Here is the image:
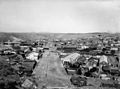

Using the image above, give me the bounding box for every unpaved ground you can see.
[33,49,71,88]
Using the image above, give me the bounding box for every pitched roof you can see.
[107,56,118,65]
[99,55,108,63]
[62,53,80,63]
[0,44,13,51]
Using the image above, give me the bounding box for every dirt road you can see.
[33,49,71,88]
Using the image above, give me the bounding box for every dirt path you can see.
[33,50,71,88]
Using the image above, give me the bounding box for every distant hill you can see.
[0,33,51,42]
[0,32,119,42]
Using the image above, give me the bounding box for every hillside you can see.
[0,32,119,42]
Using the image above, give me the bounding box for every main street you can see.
[33,42,71,88]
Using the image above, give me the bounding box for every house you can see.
[4,41,20,47]
[111,47,118,50]
[22,79,33,88]
[58,46,78,53]
[26,52,39,62]
[21,60,37,73]
[0,44,13,52]
[107,56,119,67]
[77,55,86,64]
[61,53,80,64]
[99,55,108,65]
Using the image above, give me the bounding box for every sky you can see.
[0,0,120,33]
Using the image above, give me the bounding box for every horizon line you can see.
[0,31,118,34]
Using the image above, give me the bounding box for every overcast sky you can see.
[0,0,120,33]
